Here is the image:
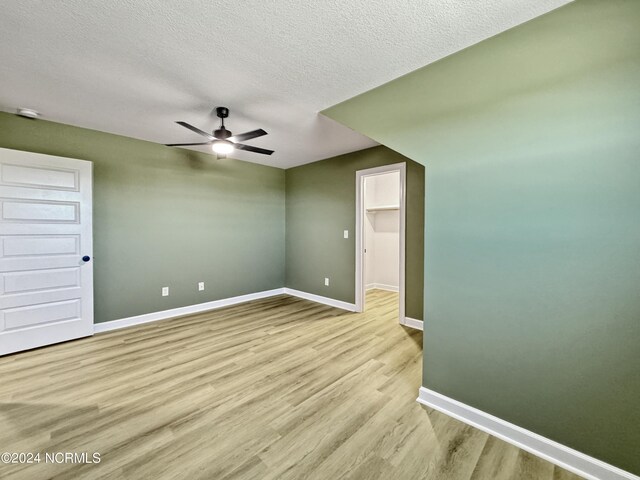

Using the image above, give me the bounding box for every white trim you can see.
[284,288,356,312]
[403,317,423,331]
[94,287,357,335]
[366,283,399,292]
[355,162,406,325]
[416,387,638,480]
[94,288,285,333]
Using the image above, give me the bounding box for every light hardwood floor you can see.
[0,290,583,480]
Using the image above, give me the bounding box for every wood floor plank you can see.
[553,465,586,480]
[510,449,555,480]
[470,435,520,480]
[0,289,583,479]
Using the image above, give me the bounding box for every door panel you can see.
[1,199,79,222]
[2,235,79,256]
[3,267,80,294]
[0,287,84,310]
[3,299,81,330]
[0,147,93,355]
[0,163,79,190]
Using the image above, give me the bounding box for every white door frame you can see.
[355,162,406,324]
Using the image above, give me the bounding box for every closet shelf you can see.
[366,205,400,212]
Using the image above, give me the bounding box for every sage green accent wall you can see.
[285,146,424,319]
[324,0,640,474]
[0,112,285,324]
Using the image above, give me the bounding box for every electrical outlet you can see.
[324,277,330,286]
[162,286,169,296]
[343,230,349,239]
[198,282,205,291]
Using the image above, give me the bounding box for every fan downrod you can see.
[214,106,231,138]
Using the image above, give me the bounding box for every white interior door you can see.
[0,147,93,355]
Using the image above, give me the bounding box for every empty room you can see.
[0,1,638,479]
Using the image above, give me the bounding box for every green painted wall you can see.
[285,146,424,319]
[324,0,640,474]
[0,113,285,323]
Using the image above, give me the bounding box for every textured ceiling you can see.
[0,0,571,168]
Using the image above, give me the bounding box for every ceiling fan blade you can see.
[228,129,267,143]
[176,121,214,140]
[234,143,274,155]
[165,142,213,147]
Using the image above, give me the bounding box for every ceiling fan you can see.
[165,107,274,157]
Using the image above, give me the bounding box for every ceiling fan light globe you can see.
[212,140,234,155]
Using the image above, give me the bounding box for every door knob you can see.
[82,256,91,262]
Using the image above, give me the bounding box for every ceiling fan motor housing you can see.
[214,127,231,139]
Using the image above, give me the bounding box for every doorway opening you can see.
[355,163,406,325]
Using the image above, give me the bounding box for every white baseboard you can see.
[403,317,423,331]
[366,283,399,292]
[94,288,286,334]
[94,287,357,334]
[417,387,638,480]
[283,288,356,312]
